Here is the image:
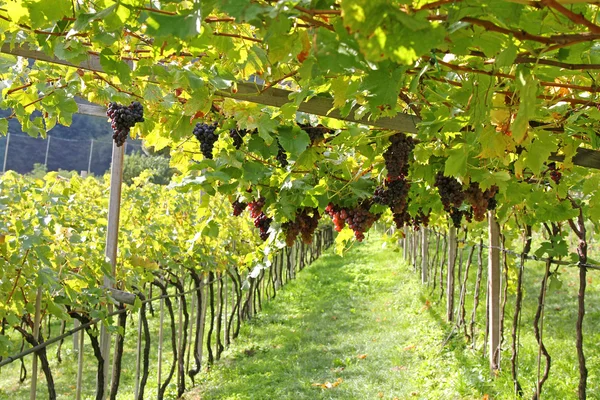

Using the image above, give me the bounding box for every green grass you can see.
[184,235,599,400]
[2,234,598,399]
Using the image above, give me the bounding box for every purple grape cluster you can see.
[276,141,288,167]
[232,199,247,216]
[193,122,218,159]
[230,128,248,149]
[106,101,144,146]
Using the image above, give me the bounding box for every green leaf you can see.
[0,119,7,135]
[444,144,468,178]
[511,75,537,144]
[523,131,558,175]
[278,126,310,158]
[143,11,202,40]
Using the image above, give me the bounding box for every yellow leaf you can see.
[357,354,368,359]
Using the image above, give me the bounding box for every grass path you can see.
[186,237,494,400]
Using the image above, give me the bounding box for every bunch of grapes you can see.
[325,203,346,232]
[412,209,430,229]
[383,133,414,180]
[393,210,411,229]
[254,212,272,241]
[231,199,247,216]
[229,128,248,150]
[548,162,562,185]
[298,123,327,144]
[248,197,265,219]
[465,183,498,221]
[450,208,465,228]
[282,208,321,246]
[276,141,288,167]
[193,122,219,159]
[434,172,465,212]
[325,202,380,241]
[373,179,410,212]
[106,101,144,146]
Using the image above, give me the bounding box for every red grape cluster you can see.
[248,197,265,219]
[465,183,498,221]
[276,141,288,167]
[193,122,219,159]
[106,101,144,147]
[231,199,247,216]
[247,197,271,240]
[325,202,380,241]
[282,208,320,246]
[229,128,248,149]
[384,133,414,180]
[434,172,465,212]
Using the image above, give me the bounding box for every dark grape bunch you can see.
[384,132,414,180]
[465,183,498,221]
[229,128,248,150]
[434,172,466,212]
[373,179,409,212]
[298,123,328,144]
[412,209,430,230]
[325,202,380,241]
[193,122,219,159]
[548,162,561,185]
[106,101,144,146]
[450,208,465,228]
[231,199,247,216]
[254,212,272,241]
[282,208,320,246]
[393,210,411,229]
[276,141,288,168]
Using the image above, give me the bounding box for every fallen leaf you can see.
[403,344,416,351]
[312,378,343,389]
[482,395,489,400]
[357,354,368,359]
[378,392,384,398]
[391,365,407,371]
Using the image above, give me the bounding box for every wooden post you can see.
[2,131,10,172]
[44,136,51,167]
[88,139,94,174]
[100,142,125,399]
[447,225,457,322]
[30,287,42,400]
[76,319,85,400]
[488,211,501,371]
[403,227,409,260]
[421,227,429,284]
[157,298,164,390]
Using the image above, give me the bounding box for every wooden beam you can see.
[216,83,420,133]
[0,43,132,72]
[0,43,418,132]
